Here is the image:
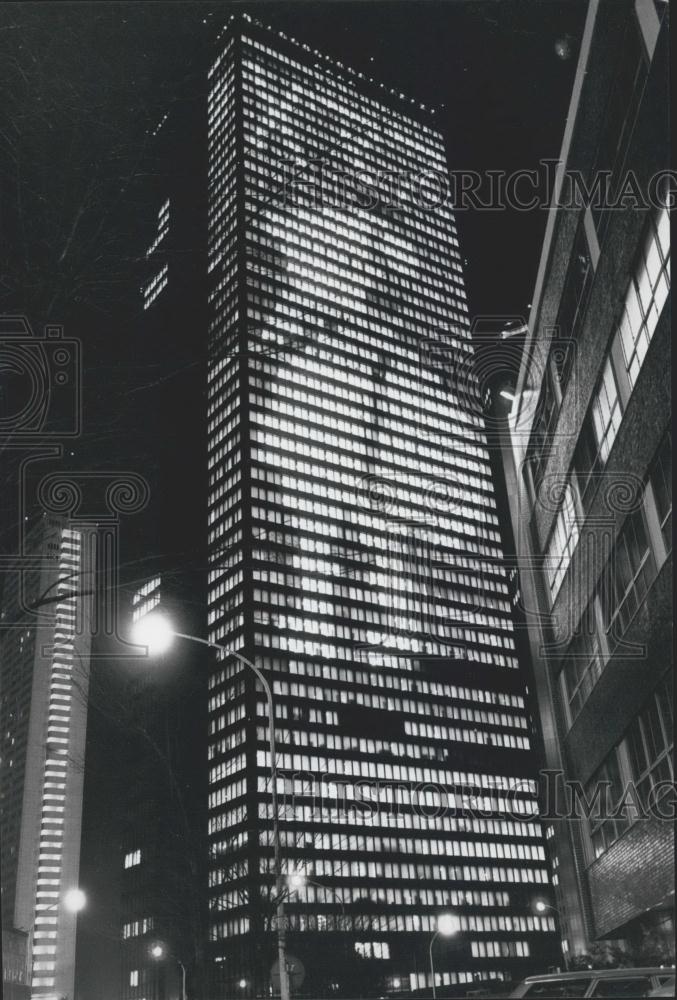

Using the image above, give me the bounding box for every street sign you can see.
[271,954,305,993]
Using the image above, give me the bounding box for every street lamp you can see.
[288,872,349,992]
[533,900,568,970]
[133,613,291,1000]
[429,913,460,1000]
[287,871,307,893]
[62,888,87,914]
[24,889,87,988]
[150,942,187,1000]
[36,887,87,917]
[287,871,347,926]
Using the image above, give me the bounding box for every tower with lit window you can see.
[0,514,95,999]
[205,15,559,995]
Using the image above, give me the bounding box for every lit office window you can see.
[560,597,606,725]
[626,674,674,811]
[544,482,580,600]
[618,207,670,389]
[599,505,656,639]
[204,19,554,988]
[591,356,622,464]
[142,264,168,310]
[586,748,630,858]
[587,675,673,860]
[130,969,139,987]
[124,849,142,869]
[354,941,391,960]
[649,432,672,551]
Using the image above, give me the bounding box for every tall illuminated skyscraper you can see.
[205,15,559,995]
[0,515,95,999]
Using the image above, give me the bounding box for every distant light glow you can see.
[555,36,573,60]
[150,944,164,959]
[132,613,174,655]
[288,871,307,892]
[437,913,460,937]
[64,888,86,913]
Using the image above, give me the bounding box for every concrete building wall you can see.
[505,0,671,961]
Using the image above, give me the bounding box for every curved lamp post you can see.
[534,900,568,970]
[429,913,460,1000]
[132,613,290,1000]
[150,943,187,1000]
[287,871,347,925]
[288,872,349,993]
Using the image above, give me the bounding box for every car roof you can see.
[523,967,675,982]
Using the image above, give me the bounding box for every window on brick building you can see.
[599,504,657,640]
[586,749,631,859]
[626,674,674,811]
[560,596,608,726]
[591,356,623,464]
[649,431,672,551]
[585,675,673,861]
[618,207,670,390]
[544,482,581,602]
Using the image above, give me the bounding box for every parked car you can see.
[509,967,676,998]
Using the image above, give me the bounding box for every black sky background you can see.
[1,0,587,323]
[0,0,591,515]
[1,4,588,996]
[0,0,589,558]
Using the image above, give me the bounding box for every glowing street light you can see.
[238,979,248,990]
[287,871,307,892]
[287,870,346,920]
[150,943,186,1000]
[63,888,87,914]
[437,913,460,938]
[287,870,349,977]
[24,889,87,991]
[533,900,568,970]
[429,913,460,999]
[37,887,87,915]
[133,613,291,1000]
[132,612,174,655]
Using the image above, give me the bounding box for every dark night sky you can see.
[0,0,590,503]
[1,0,588,325]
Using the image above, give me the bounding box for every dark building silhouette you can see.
[116,92,209,1000]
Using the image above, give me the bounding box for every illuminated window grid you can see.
[205,21,555,988]
[31,529,82,990]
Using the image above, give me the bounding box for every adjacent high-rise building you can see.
[202,14,559,995]
[0,514,95,999]
[98,86,210,1000]
[504,0,671,962]
[117,574,208,1000]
